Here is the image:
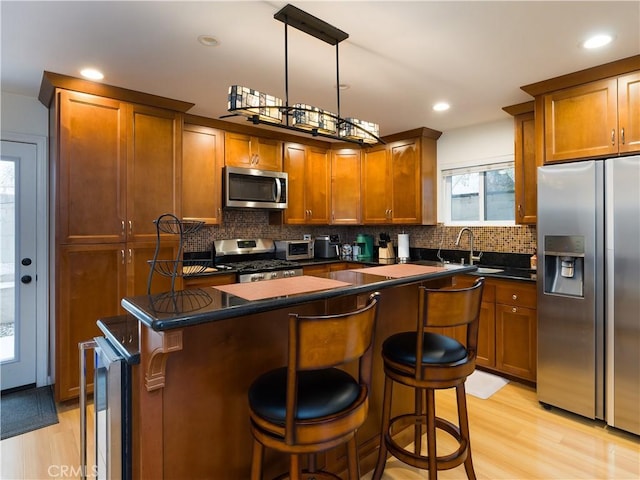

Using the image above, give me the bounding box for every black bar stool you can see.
[372,278,485,480]
[248,292,381,480]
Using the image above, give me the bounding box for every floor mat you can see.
[1,385,58,440]
[465,370,509,399]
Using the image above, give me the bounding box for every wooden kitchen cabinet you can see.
[618,72,640,154]
[283,143,331,224]
[362,129,439,225]
[41,72,193,401]
[127,103,182,243]
[57,90,181,244]
[182,123,224,224]
[224,131,283,171]
[57,242,178,400]
[57,90,127,244]
[331,148,361,224]
[503,102,540,225]
[361,146,389,223]
[451,275,536,382]
[183,273,236,289]
[542,72,640,162]
[494,280,537,381]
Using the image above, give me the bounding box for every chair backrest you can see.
[419,277,485,352]
[285,292,380,441]
[288,291,380,377]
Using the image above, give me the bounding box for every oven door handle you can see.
[79,340,98,480]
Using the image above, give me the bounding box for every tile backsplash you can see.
[184,210,537,255]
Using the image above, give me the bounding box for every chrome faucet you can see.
[455,227,483,265]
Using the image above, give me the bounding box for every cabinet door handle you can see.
[121,249,125,265]
[128,249,132,264]
[128,220,133,235]
[512,294,518,300]
[611,129,616,145]
[621,128,625,145]
[517,204,522,216]
[512,307,518,313]
[121,220,125,236]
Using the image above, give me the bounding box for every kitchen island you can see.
[121,261,474,479]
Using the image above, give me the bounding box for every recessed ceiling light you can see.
[433,102,450,112]
[80,68,104,80]
[583,34,613,49]
[198,35,220,47]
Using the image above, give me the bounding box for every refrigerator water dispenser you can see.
[543,235,585,297]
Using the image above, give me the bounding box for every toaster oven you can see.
[275,240,314,260]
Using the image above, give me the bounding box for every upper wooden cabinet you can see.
[361,146,389,224]
[283,143,331,224]
[543,78,619,162]
[542,73,640,162]
[502,101,540,225]
[362,130,439,225]
[182,123,224,224]
[224,132,283,171]
[520,56,640,163]
[56,90,181,244]
[618,72,640,154]
[127,104,182,242]
[331,148,361,225]
[57,91,127,244]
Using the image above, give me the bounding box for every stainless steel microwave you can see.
[223,166,288,210]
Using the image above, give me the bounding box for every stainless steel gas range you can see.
[213,238,303,283]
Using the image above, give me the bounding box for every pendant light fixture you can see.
[225,4,383,145]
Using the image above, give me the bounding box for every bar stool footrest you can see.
[385,413,469,471]
[274,471,342,480]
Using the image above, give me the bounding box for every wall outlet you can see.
[303,234,311,240]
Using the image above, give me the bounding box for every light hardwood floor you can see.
[1,381,638,479]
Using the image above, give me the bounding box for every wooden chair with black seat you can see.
[248,292,381,480]
[372,277,485,480]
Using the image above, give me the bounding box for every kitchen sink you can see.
[475,267,504,274]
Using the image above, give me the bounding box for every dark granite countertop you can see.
[122,261,476,331]
[96,314,140,364]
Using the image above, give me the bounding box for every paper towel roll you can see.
[398,233,410,260]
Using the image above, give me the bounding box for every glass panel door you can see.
[1,140,38,390]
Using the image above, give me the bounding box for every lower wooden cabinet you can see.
[451,275,537,382]
[56,242,178,401]
[495,303,537,380]
[183,273,236,289]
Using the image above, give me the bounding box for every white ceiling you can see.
[2,1,639,136]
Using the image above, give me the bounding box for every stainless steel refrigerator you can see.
[537,156,640,436]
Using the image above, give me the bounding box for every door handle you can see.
[21,258,32,266]
[21,275,32,284]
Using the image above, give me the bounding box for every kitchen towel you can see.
[398,233,410,259]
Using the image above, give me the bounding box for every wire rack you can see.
[147,213,206,294]
[149,288,213,315]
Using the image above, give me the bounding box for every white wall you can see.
[436,118,514,221]
[1,91,48,137]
